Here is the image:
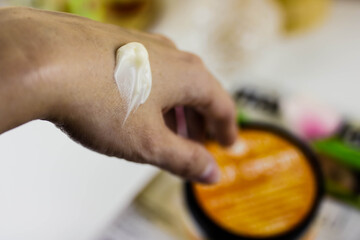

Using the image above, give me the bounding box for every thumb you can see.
[155,129,220,184]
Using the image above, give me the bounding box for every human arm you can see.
[0,7,237,184]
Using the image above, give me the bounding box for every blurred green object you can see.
[314,138,360,171]
[326,180,360,209]
[32,0,69,11]
[313,137,360,209]
[236,110,248,124]
[66,0,160,30]
[5,0,159,29]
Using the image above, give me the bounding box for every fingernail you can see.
[198,162,221,184]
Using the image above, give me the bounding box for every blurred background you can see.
[0,0,360,240]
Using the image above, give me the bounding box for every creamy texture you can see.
[114,42,152,124]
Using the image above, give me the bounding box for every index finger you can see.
[165,54,238,146]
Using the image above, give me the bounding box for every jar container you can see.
[185,121,324,240]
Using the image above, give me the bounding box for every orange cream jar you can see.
[185,122,323,240]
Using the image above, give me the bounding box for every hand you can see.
[0,7,237,183]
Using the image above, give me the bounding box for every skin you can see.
[0,7,237,184]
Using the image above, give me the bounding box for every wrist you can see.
[0,52,58,133]
[0,8,61,133]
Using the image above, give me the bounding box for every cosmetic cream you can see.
[114,42,152,124]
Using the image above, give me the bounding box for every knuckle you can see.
[155,34,176,47]
[183,52,203,65]
[202,82,215,98]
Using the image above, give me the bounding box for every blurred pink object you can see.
[282,96,342,140]
[175,106,188,137]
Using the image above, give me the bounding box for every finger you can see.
[164,61,238,146]
[156,128,220,184]
[192,84,237,146]
[184,107,206,143]
[200,90,238,146]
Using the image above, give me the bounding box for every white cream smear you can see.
[114,42,152,124]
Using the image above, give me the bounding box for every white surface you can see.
[0,1,360,240]
[241,1,360,119]
[0,121,157,240]
[155,1,360,118]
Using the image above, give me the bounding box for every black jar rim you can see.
[184,121,324,240]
